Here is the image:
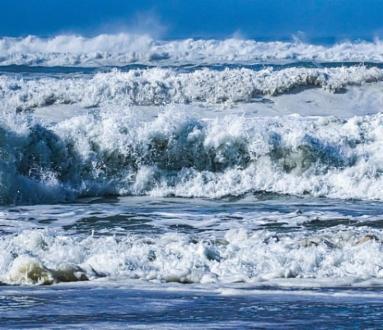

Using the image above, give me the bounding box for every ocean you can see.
[1,34,383,328]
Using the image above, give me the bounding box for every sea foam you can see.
[1,34,383,66]
[1,66,382,111]
[2,109,383,204]
[1,227,383,286]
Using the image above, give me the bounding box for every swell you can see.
[1,34,383,66]
[1,110,383,204]
[1,66,382,110]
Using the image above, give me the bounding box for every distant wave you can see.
[1,66,382,110]
[1,110,383,204]
[1,34,383,66]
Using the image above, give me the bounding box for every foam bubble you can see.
[1,227,383,286]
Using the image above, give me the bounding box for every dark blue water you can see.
[1,284,383,329]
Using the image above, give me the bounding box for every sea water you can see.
[1,34,383,328]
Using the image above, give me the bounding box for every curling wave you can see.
[1,109,383,204]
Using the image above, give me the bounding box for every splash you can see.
[1,66,382,111]
[1,228,383,286]
[1,34,383,66]
[1,109,383,204]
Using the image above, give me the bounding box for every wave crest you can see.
[1,110,383,204]
[1,66,382,110]
[1,34,383,66]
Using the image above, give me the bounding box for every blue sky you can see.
[1,0,383,41]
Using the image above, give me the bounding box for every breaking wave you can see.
[2,34,383,66]
[1,109,383,204]
[1,227,383,286]
[1,66,382,110]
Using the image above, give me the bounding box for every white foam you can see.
[1,66,382,111]
[1,34,383,66]
[2,109,383,203]
[1,227,383,286]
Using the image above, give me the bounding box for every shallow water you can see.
[2,284,383,329]
[1,196,383,327]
